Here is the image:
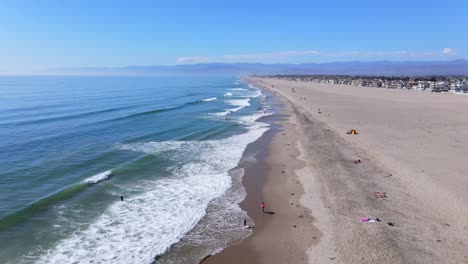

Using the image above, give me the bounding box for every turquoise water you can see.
[0,76,272,263]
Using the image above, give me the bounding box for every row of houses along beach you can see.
[267,75,468,93]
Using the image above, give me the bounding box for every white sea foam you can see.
[227,99,251,107]
[228,88,247,91]
[36,113,270,264]
[247,89,263,98]
[224,92,233,97]
[212,110,231,117]
[239,111,274,125]
[202,97,217,102]
[240,154,257,165]
[118,141,184,153]
[213,98,251,117]
[228,87,263,99]
[83,170,112,184]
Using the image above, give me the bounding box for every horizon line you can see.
[58,58,468,69]
[1,59,467,77]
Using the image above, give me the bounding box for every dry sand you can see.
[205,77,468,264]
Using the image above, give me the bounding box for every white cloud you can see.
[222,50,320,60]
[177,50,320,64]
[327,51,386,57]
[221,50,320,60]
[441,48,455,56]
[177,49,459,63]
[177,56,212,64]
[327,50,419,58]
[393,50,408,55]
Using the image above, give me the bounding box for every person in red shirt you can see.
[260,201,265,213]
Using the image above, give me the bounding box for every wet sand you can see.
[205,77,468,264]
[203,89,318,264]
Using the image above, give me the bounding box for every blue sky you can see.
[1,0,467,72]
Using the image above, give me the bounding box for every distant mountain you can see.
[52,60,468,76]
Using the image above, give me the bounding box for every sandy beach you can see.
[205,77,468,264]
[203,93,318,264]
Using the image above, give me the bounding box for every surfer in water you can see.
[120,195,124,201]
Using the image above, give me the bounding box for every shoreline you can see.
[203,81,319,264]
[153,86,280,264]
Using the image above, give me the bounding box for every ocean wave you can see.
[84,170,112,184]
[224,92,232,97]
[202,97,217,102]
[0,169,119,231]
[3,99,203,127]
[249,89,263,98]
[238,111,274,125]
[119,141,184,154]
[227,99,251,107]
[228,88,247,91]
[212,110,232,117]
[35,114,270,264]
[212,107,243,117]
[109,100,203,122]
[0,183,88,231]
[212,98,251,117]
[226,87,263,99]
[0,105,139,127]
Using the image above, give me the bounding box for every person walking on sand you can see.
[260,201,265,213]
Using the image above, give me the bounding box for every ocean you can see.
[0,76,275,263]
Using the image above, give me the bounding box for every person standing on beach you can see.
[260,201,265,213]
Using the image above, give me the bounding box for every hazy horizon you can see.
[1,59,467,77]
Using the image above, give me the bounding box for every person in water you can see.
[120,195,124,201]
[244,219,247,226]
[260,201,265,213]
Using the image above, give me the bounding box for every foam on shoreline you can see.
[34,90,270,264]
